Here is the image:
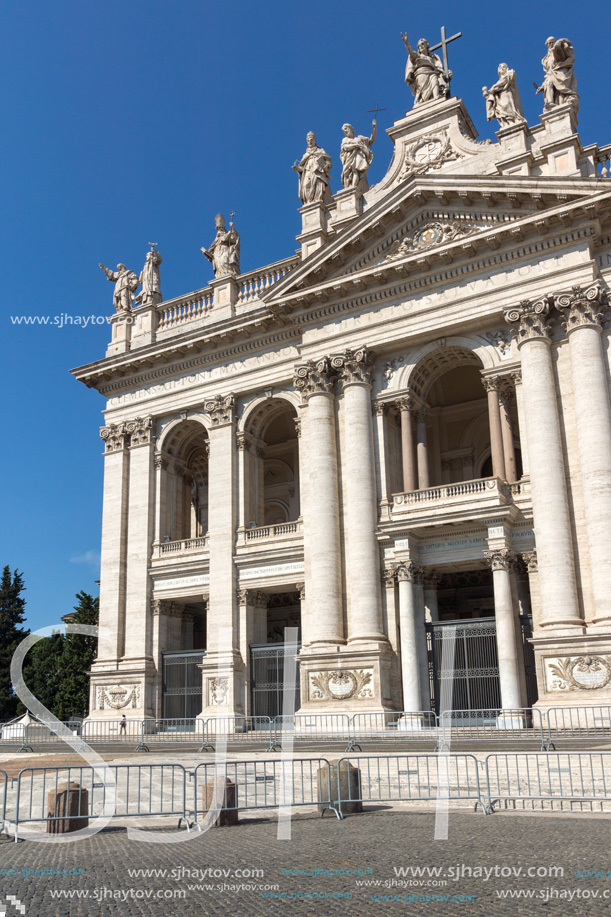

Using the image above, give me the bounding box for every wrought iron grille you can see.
[520,615,539,707]
[162,651,205,719]
[251,643,301,719]
[427,619,501,714]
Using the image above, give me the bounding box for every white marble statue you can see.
[340,121,377,192]
[401,33,449,106]
[135,245,162,306]
[483,64,525,128]
[201,214,240,278]
[99,261,139,312]
[536,37,579,115]
[292,132,333,205]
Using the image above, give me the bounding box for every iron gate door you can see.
[426,619,501,713]
[162,651,205,719]
[251,644,301,719]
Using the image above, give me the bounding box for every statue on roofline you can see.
[340,120,377,192]
[99,261,139,313]
[536,36,579,116]
[135,244,163,306]
[401,33,449,106]
[292,132,333,205]
[201,213,240,278]
[483,63,525,128]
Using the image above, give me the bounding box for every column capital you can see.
[373,401,388,417]
[153,454,169,470]
[481,375,502,393]
[331,346,375,388]
[381,565,397,586]
[552,282,608,334]
[414,407,428,424]
[396,562,423,583]
[422,570,442,589]
[100,416,155,452]
[236,431,252,452]
[484,549,517,572]
[125,416,154,447]
[237,589,268,607]
[293,357,336,398]
[205,394,236,427]
[396,394,416,413]
[293,416,302,437]
[100,422,127,453]
[505,299,552,345]
[521,549,538,573]
[295,581,306,600]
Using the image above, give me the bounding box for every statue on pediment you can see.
[135,244,162,306]
[401,33,449,106]
[536,37,579,115]
[201,213,240,278]
[483,64,525,128]
[340,121,377,192]
[293,132,333,205]
[99,261,139,312]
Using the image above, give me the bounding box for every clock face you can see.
[413,139,442,164]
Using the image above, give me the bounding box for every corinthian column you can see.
[484,549,522,710]
[397,396,417,492]
[415,408,430,489]
[554,284,611,626]
[482,377,506,480]
[333,347,385,643]
[396,564,423,712]
[294,359,344,645]
[505,300,581,631]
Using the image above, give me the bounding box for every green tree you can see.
[20,630,65,717]
[0,567,29,721]
[54,592,99,721]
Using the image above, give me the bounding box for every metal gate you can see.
[426,617,537,713]
[251,644,301,719]
[162,651,205,719]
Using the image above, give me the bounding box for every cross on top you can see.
[430,26,462,83]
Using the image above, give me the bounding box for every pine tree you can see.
[0,567,29,722]
[54,592,99,721]
[20,630,65,717]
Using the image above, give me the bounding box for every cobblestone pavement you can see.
[0,810,610,915]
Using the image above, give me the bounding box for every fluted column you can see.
[415,408,430,489]
[482,377,506,480]
[98,423,130,662]
[334,348,384,643]
[398,397,417,492]
[485,549,522,710]
[505,300,581,630]
[499,380,518,483]
[294,359,344,645]
[554,284,611,626]
[396,563,422,712]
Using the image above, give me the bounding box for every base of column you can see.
[297,643,394,713]
[198,650,245,719]
[532,633,611,710]
[85,659,156,722]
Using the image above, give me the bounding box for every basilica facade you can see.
[73,38,611,721]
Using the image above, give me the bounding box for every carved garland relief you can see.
[309,669,374,701]
[545,655,611,692]
[96,684,141,710]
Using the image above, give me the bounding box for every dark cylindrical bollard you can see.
[318,760,362,815]
[202,778,238,826]
[47,781,89,833]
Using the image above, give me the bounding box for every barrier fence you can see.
[3,706,611,754]
[5,753,611,836]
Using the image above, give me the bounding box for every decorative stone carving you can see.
[340,120,376,192]
[135,244,162,306]
[154,454,169,470]
[96,684,141,710]
[99,262,139,313]
[396,562,422,583]
[484,329,513,356]
[293,417,302,438]
[536,37,579,116]
[546,655,611,691]
[373,402,388,417]
[99,422,127,453]
[292,133,332,205]
[400,131,460,178]
[295,582,306,600]
[236,432,251,452]
[553,283,608,332]
[385,220,473,262]
[382,566,398,587]
[331,347,375,387]
[205,394,236,426]
[293,358,336,398]
[309,669,374,701]
[504,299,552,344]
[208,677,229,705]
[401,33,449,105]
[201,214,240,278]
[383,355,405,383]
[522,550,538,573]
[126,416,154,447]
[484,549,517,572]
[483,64,524,127]
[422,570,442,589]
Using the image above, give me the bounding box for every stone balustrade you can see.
[152,536,209,559]
[156,289,214,332]
[391,476,526,522]
[238,519,303,547]
[236,256,299,306]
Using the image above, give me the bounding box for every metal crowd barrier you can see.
[272,714,355,751]
[0,770,7,832]
[11,764,189,840]
[351,712,438,750]
[199,717,275,752]
[333,754,487,817]
[437,708,546,750]
[483,752,611,814]
[191,757,340,826]
[136,719,204,753]
[544,706,611,750]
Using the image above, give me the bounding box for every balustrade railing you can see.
[393,477,507,506]
[244,520,302,542]
[157,289,214,331]
[236,256,299,305]
[153,536,209,558]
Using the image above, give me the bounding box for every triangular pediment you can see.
[263,174,611,308]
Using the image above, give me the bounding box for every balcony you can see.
[152,535,209,561]
[391,476,530,527]
[236,519,304,549]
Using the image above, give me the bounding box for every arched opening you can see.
[157,419,210,541]
[242,399,300,528]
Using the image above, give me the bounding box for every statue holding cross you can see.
[401,27,462,107]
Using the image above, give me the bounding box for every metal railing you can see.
[0,770,7,832]
[191,757,340,826]
[200,717,276,752]
[437,708,547,751]
[351,712,438,749]
[272,714,355,751]
[545,706,611,749]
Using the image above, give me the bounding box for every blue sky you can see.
[0,0,607,632]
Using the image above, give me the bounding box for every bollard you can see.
[202,778,238,826]
[46,781,89,833]
[318,760,362,815]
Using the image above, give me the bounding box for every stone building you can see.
[73,38,611,721]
